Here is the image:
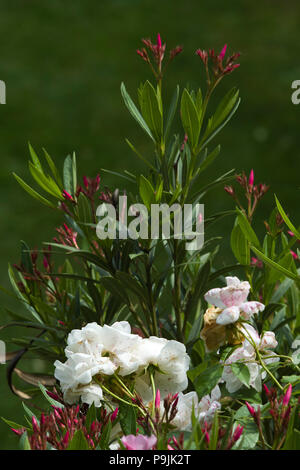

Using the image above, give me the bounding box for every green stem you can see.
[149,371,156,418]
[242,327,283,391]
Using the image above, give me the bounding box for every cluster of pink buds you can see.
[168,433,185,450]
[53,223,79,249]
[76,174,101,201]
[201,420,243,450]
[13,246,56,298]
[224,169,269,221]
[137,33,183,80]
[196,44,240,86]
[12,401,118,450]
[245,384,296,450]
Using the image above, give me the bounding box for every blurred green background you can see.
[0,0,299,449]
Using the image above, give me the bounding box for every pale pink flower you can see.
[121,434,157,450]
[204,277,264,325]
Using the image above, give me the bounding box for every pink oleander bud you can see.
[32,416,39,433]
[219,44,227,60]
[110,407,118,422]
[53,409,61,421]
[245,401,256,417]
[43,256,50,270]
[172,435,179,448]
[46,390,61,401]
[40,413,45,426]
[283,384,292,407]
[62,190,74,201]
[83,175,89,189]
[224,185,235,196]
[204,430,210,445]
[233,424,244,442]
[263,384,270,397]
[62,430,69,446]
[196,49,208,64]
[248,169,254,190]
[288,230,295,237]
[290,250,298,260]
[157,33,162,49]
[170,45,183,60]
[224,63,240,74]
[11,427,25,436]
[155,389,161,410]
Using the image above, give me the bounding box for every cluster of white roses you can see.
[54,320,220,431]
[204,276,279,393]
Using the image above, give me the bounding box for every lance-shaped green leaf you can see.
[180,89,201,150]
[139,80,163,142]
[251,246,300,283]
[198,95,240,152]
[121,82,155,142]
[67,430,89,450]
[139,174,156,210]
[12,173,57,208]
[275,195,300,240]
[42,148,63,187]
[198,145,221,175]
[63,153,77,197]
[231,219,250,265]
[202,87,239,140]
[236,209,261,249]
[28,162,63,199]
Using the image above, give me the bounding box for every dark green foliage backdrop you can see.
[0,0,299,449]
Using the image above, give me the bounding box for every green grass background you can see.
[0,0,300,449]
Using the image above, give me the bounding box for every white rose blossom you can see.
[221,323,279,393]
[204,277,265,326]
[135,339,190,401]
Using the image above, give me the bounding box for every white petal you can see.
[259,331,278,350]
[240,301,265,320]
[216,306,240,325]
